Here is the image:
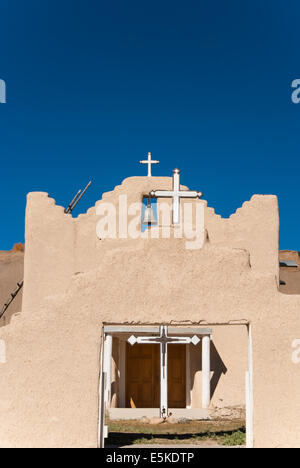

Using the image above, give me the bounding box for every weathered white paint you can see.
[103,334,113,408]
[202,335,211,409]
[0,340,6,364]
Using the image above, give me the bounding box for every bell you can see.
[142,199,157,225]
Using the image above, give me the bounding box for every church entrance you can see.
[125,343,186,408]
[99,324,253,448]
[101,325,212,421]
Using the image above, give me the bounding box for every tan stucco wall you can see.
[0,176,298,448]
[190,325,248,412]
[21,177,279,315]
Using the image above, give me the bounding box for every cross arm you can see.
[150,190,203,199]
[127,334,201,346]
[178,190,203,198]
[128,335,160,345]
[168,335,201,345]
[140,160,160,164]
[150,190,174,198]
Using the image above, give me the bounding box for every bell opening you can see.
[142,197,157,228]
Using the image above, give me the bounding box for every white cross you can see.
[140,152,160,177]
[150,168,203,224]
[128,325,200,418]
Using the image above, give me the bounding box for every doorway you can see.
[99,324,253,448]
[126,343,186,408]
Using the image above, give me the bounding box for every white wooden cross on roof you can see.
[150,168,203,224]
[128,325,200,418]
[139,152,160,177]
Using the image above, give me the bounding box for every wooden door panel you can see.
[126,343,160,408]
[126,343,186,409]
[168,344,186,408]
[127,382,153,408]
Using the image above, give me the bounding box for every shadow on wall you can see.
[210,342,228,399]
[190,341,227,401]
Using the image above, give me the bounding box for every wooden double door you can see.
[126,343,186,408]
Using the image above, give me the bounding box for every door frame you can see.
[119,338,192,409]
[98,324,254,448]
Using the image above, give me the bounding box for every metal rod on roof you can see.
[64,181,92,214]
[64,189,82,214]
[0,280,24,320]
[67,181,92,214]
[1,182,92,319]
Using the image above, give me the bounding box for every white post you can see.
[98,333,106,448]
[118,340,126,408]
[202,335,211,409]
[160,341,168,418]
[245,371,254,448]
[104,334,113,408]
[246,324,254,448]
[186,344,191,408]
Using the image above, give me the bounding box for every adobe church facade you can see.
[0,164,300,448]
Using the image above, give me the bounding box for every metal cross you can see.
[140,152,160,177]
[128,325,200,418]
[150,169,203,224]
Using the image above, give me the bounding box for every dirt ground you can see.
[107,419,246,447]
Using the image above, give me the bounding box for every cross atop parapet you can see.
[139,152,160,177]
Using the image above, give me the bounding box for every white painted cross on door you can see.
[128,325,200,418]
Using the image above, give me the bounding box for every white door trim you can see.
[118,339,126,407]
[186,344,192,408]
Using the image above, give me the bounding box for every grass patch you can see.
[220,429,246,446]
[106,419,246,447]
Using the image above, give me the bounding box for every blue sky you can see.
[0,0,300,250]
